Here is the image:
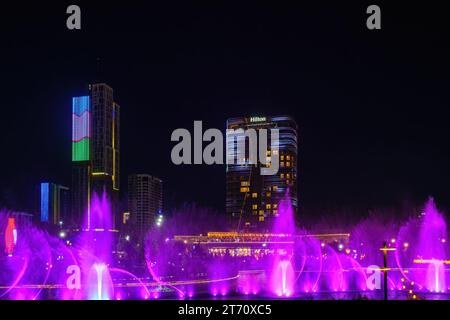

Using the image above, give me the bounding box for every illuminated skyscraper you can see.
[71,83,120,229]
[71,95,91,227]
[226,115,298,231]
[128,174,163,243]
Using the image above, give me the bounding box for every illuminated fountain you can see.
[271,258,295,297]
[396,197,449,293]
[269,191,296,297]
[0,211,79,300]
[1,194,450,300]
[412,259,449,293]
[77,192,115,300]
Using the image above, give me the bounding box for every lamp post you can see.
[383,242,388,300]
[379,241,396,300]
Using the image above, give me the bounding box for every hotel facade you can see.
[226,115,298,231]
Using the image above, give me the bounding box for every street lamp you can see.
[379,241,397,300]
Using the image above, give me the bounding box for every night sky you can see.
[1,1,449,219]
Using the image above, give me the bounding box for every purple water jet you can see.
[269,190,296,297]
[396,197,449,293]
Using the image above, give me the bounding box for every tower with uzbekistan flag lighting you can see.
[71,83,120,231]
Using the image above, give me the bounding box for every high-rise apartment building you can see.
[226,115,298,231]
[128,174,163,242]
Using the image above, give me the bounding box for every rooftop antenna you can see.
[95,57,102,83]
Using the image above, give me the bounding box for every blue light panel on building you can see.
[41,183,49,222]
[72,96,90,116]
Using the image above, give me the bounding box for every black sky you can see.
[1,1,450,218]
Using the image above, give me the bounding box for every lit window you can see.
[266,192,271,197]
[241,181,250,187]
[272,150,278,155]
[280,173,285,179]
[273,204,278,209]
[259,210,264,216]
[273,209,278,216]
[266,204,271,209]
[286,180,290,185]
[252,193,258,198]
[259,216,265,222]
[240,187,249,193]
[280,162,285,167]
[280,155,284,161]
[286,162,291,167]
[273,185,278,192]
[252,204,258,210]
[286,155,291,161]
[286,173,290,179]
[266,150,271,156]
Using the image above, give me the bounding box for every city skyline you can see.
[48,81,298,235]
[1,2,450,219]
[1,1,450,303]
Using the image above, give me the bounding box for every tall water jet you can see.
[417,199,447,260]
[76,192,115,299]
[271,189,296,235]
[85,263,113,300]
[424,260,446,293]
[414,198,448,292]
[269,190,296,297]
[271,258,295,297]
[397,197,449,292]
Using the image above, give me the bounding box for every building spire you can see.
[95,57,102,83]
